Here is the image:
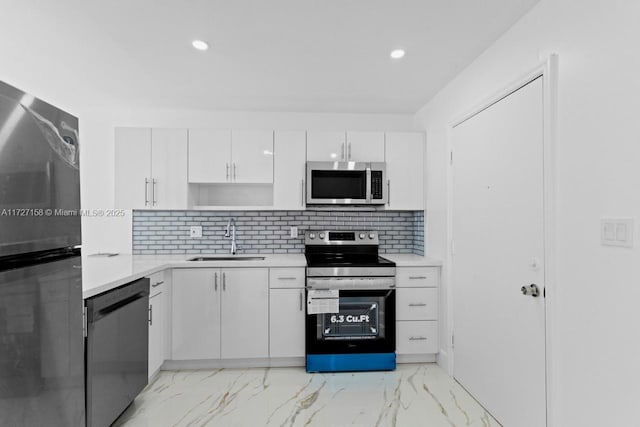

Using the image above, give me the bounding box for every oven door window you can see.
[321,298,382,340]
[311,170,366,199]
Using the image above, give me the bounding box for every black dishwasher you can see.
[85,278,149,427]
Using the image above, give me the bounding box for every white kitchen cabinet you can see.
[188,129,231,183]
[148,271,166,378]
[346,131,385,162]
[273,131,306,209]
[114,127,188,209]
[220,268,269,359]
[269,268,305,358]
[172,267,268,361]
[307,131,384,162]
[187,129,273,183]
[172,269,221,360]
[384,132,425,210]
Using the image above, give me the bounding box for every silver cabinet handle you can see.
[408,303,427,307]
[214,272,218,291]
[148,305,153,326]
[341,142,345,160]
[278,277,297,280]
[226,163,230,181]
[409,336,427,341]
[232,163,236,180]
[348,142,351,160]
[299,291,303,311]
[409,276,427,280]
[301,179,305,207]
[152,178,157,206]
[387,179,391,206]
[151,281,164,288]
[222,272,226,291]
[144,178,150,206]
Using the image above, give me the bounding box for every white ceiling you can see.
[12,0,539,114]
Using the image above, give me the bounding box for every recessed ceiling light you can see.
[390,49,405,59]
[192,40,209,51]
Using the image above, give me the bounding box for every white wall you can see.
[415,0,640,425]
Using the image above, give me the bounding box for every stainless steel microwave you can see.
[306,161,387,205]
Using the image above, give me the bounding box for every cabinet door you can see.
[269,288,305,358]
[273,131,306,209]
[172,269,221,360]
[188,129,231,183]
[220,268,269,359]
[148,291,164,377]
[114,128,152,209]
[231,130,274,183]
[151,129,188,209]
[346,131,385,162]
[385,132,425,210]
[306,131,346,161]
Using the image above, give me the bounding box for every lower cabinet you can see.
[172,267,268,360]
[269,268,306,358]
[395,266,439,356]
[148,271,165,378]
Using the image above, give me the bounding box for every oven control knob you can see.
[309,233,316,239]
[368,233,376,239]
[359,233,365,239]
[319,232,325,239]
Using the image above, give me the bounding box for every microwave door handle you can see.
[366,167,372,203]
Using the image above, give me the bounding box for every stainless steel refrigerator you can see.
[0,80,85,426]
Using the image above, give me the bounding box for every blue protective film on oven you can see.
[306,353,396,373]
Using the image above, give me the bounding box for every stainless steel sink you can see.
[187,256,266,261]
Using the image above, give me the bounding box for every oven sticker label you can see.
[307,289,339,314]
[330,314,370,323]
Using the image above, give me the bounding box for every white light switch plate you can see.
[601,218,634,247]
[190,226,203,238]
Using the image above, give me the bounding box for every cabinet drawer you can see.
[396,267,438,287]
[396,321,438,354]
[269,268,305,288]
[148,271,165,296]
[396,288,437,321]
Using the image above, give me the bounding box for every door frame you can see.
[444,54,559,427]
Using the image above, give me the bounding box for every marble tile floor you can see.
[114,363,500,427]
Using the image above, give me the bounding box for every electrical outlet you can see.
[290,226,298,238]
[190,226,203,238]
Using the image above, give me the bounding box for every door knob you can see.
[521,284,540,297]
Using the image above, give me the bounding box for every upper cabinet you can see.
[273,131,306,210]
[385,132,424,210]
[307,131,384,162]
[114,128,188,209]
[188,129,273,184]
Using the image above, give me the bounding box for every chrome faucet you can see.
[224,218,237,255]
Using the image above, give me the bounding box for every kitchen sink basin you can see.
[187,256,266,261]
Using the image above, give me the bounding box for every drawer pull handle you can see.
[151,281,164,288]
[409,276,427,280]
[408,303,427,307]
[409,336,427,341]
[278,277,297,280]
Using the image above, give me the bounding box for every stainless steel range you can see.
[305,230,396,372]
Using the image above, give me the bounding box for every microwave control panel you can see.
[371,171,383,199]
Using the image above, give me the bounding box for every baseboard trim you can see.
[162,357,305,370]
[397,354,437,364]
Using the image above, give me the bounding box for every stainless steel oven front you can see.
[306,161,387,205]
[305,277,396,372]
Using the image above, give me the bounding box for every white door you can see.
[306,131,346,161]
[346,131,385,162]
[220,268,269,359]
[188,129,231,183]
[385,132,424,210]
[151,129,188,209]
[452,77,546,427]
[274,131,306,209]
[269,288,305,358]
[231,130,274,183]
[114,127,151,209]
[172,269,221,360]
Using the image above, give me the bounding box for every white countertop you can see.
[82,252,441,299]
